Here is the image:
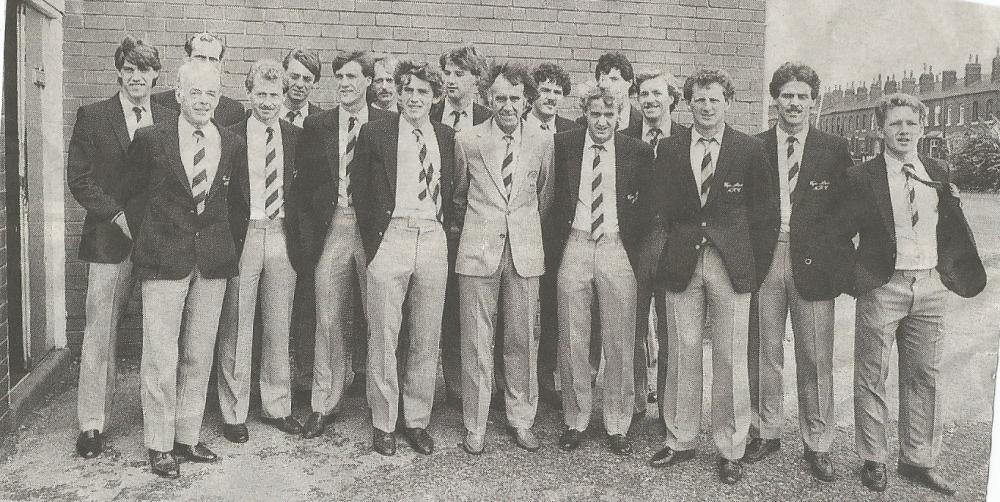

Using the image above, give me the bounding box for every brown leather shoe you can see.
[742,438,780,463]
[403,427,434,455]
[148,449,179,478]
[373,428,396,456]
[861,460,888,492]
[262,416,303,435]
[301,412,332,439]
[804,449,836,482]
[172,442,219,463]
[76,430,103,459]
[897,462,956,496]
[649,446,696,467]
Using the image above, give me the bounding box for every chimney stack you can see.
[942,70,958,91]
[919,65,935,94]
[901,70,917,94]
[885,74,898,94]
[870,73,883,100]
[965,54,982,86]
[992,47,1000,82]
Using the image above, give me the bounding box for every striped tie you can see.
[591,144,606,240]
[264,126,281,219]
[133,106,143,124]
[285,110,300,125]
[787,136,800,196]
[501,134,514,199]
[344,116,358,205]
[192,129,208,214]
[414,128,443,222]
[648,128,662,147]
[540,122,549,131]
[699,137,716,206]
[451,110,464,131]
[902,163,919,227]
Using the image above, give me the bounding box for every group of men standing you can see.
[68,31,984,496]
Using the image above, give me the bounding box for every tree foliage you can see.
[950,121,1000,193]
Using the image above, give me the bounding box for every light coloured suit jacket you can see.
[453,120,553,278]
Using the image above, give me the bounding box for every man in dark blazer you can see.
[123,60,249,479]
[433,44,492,405]
[627,68,688,427]
[575,52,643,132]
[215,60,306,445]
[352,60,456,457]
[281,48,324,128]
[742,62,854,482]
[547,87,654,457]
[68,36,175,460]
[843,93,985,496]
[649,69,778,485]
[292,51,395,439]
[151,32,245,127]
[524,63,578,134]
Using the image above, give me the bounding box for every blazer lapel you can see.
[869,156,896,243]
[706,127,734,207]
[208,122,234,201]
[614,134,633,211]
[162,117,193,196]
[477,125,507,200]
[670,129,700,206]
[108,94,131,153]
[324,108,340,180]
[281,121,297,195]
[793,129,820,206]
[510,126,537,201]
[383,118,400,196]
[566,131,585,215]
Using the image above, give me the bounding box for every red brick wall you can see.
[62,0,767,352]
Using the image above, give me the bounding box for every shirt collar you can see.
[443,100,473,118]
[248,114,279,135]
[490,118,521,141]
[119,91,150,115]
[776,125,808,148]
[400,115,433,139]
[341,104,369,123]
[643,120,671,139]
[178,114,216,139]
[584,130,614,153]
[883,152,922,174]
[691,125,725,146]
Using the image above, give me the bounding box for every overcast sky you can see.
[766,0,1000,91]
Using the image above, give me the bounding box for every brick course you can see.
[62,0,766,354]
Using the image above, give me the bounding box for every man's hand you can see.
[113,212,132,240]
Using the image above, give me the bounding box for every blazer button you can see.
[701,221,707,227]
[499,233,506,239]
[694,244,701,250]
[804,258,813,265]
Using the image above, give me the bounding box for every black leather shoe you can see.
[897,462,956,496]
[262,416,303,435]
[373,428,396,456]
[301,412,332,439]
[76,430,103,458]
[148,450,180,478]
[558,429,582,451]
[718,457,743,484]
[649,446,696,467]
[860,460,888,492]
[742,438,781,463]
[403,427,434,455]
[609,434,632,455]
[172,442,219,463]
[223,423,249,444]
[804,449,836,482]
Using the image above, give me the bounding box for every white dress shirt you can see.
[524,110,556,135]
[573,133,618,234]
[885,153,938,270]
[642,120,672,145]
[442,100,475,132]
[394,118,442,220]
[247,115,284,219]
[776,126,809,233]
[689,126,725,198]
[337,105,369,205]
[489,119,522,197]
[617,103,632,131]
[178,116,221,192]
[279,103,310,128]
[119,92,153,140]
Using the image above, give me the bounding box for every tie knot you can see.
[902,163,917,177]
[266,126,274,140]
[193,129,205,140]
[786,135,798,144]
[412,128,423,141]
[349,116,358,128]
[503,134,514,145]
[699,137,716,146]
[592,144,606,152]
[649,128,662,139]
[539,122,550,131]
[286,110,299,121]
[452,110,464,118]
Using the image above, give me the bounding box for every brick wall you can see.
[1,84,10,432]
[62,0,767,352]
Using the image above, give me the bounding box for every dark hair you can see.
[595,52,634,82]
[480,62,538,104]
[683,68,736,101]
[283,48,321,83]
[769,62,821,100]
[532,62,571,97]
[634,68,682,112]
[332,50,374,79]
[184,32,225,60]
[439,44,487,77]
[114,36,161,87]
[395,60,445,98]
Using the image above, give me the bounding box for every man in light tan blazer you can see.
[453,62,553,455]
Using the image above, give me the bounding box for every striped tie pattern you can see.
[285,110,300,125]
[451,110,464,131]
[264,126,281,219]
[344,116,358,205]
[540,122,549,131]
[192,129,208,214]
[133,106,143,124]
[414,128,443,222]
[648,127,662,148]
[591,144,606,240]
[501,134,514,199]
[787,136,800,196]
[902,163,919,227]
[699,137,716,206]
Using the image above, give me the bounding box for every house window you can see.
[972,101,979,122]
[935,104,942,125]
[986,99,994,120]
[946,105,952,125]
[959,104,965,125]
